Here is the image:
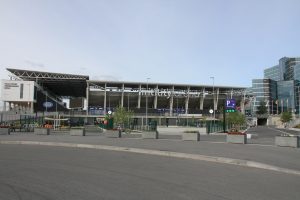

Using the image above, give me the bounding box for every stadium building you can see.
[1,68,248,126]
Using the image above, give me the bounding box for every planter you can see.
[142,131,159,139]
[105,130,121,138]
[275,136,299,148]
[34,128,50,135]
[0,128,10,135]
[182,132,200,141]
[157,127,207,135]
[227,134,247,144]
[70,128,85,136]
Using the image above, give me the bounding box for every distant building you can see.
[253,57,300,115]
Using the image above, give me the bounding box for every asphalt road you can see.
[1,126,300,171]
[0,144,300,200]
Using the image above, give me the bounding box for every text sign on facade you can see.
[226,99,236,109]
[43,102,53,108]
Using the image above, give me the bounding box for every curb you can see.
[1,140,300,176]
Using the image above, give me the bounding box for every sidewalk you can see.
[1,132,300,173]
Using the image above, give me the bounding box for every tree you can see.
[227,112,246,131]
[280,111,292,124]
[113,106,133,128]
[256,100,268,115]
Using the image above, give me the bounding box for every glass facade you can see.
[293,63,300,81]
[264,65,283,81]
[279,57,300,81]
[277,80,296,113]
[254,57,300,115]
[252,79,277,114]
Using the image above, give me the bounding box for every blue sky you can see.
[0,0,299,87]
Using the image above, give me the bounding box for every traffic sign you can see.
[225,99,236,113]
[226,99,236,109]
[226,109,236,113]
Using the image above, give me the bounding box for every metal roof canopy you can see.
[7,68,89,97]
[87,80,247,95]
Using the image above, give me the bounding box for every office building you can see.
[254,57,300,115]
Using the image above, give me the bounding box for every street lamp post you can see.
[210,77,215,131]
[298,86,300,117]
[45,91,48,113]
[127,93,130,128]
[146,78,150,129]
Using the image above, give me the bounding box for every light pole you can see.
[127,93,130,128]
[298,86,300,117]
[176,97,179,126]
[127,93,129,111]
[210,77,215,131]
[45,91,48,113]
[146,78,150,129]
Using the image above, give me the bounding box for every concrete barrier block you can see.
[70,128,85,136]
[227,134,247,144]
[0,128,10,135]
[157,127,207,135]
[105,130,121,138]
[182,132,200,141]
[34,128,50,135]
[142,131,158,139]
[275,136,299,148]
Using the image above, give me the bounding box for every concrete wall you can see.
[267,116,282,127]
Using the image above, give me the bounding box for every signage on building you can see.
[0,80,35,102]
[69,97,84,108]
[43,101,53,108]
[90,86,204,98]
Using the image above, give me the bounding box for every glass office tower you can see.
[279,57,300,81]
[264,65,283,81]
[277,80,296,113]
[253,57,300,115]
[252,79,277,115]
